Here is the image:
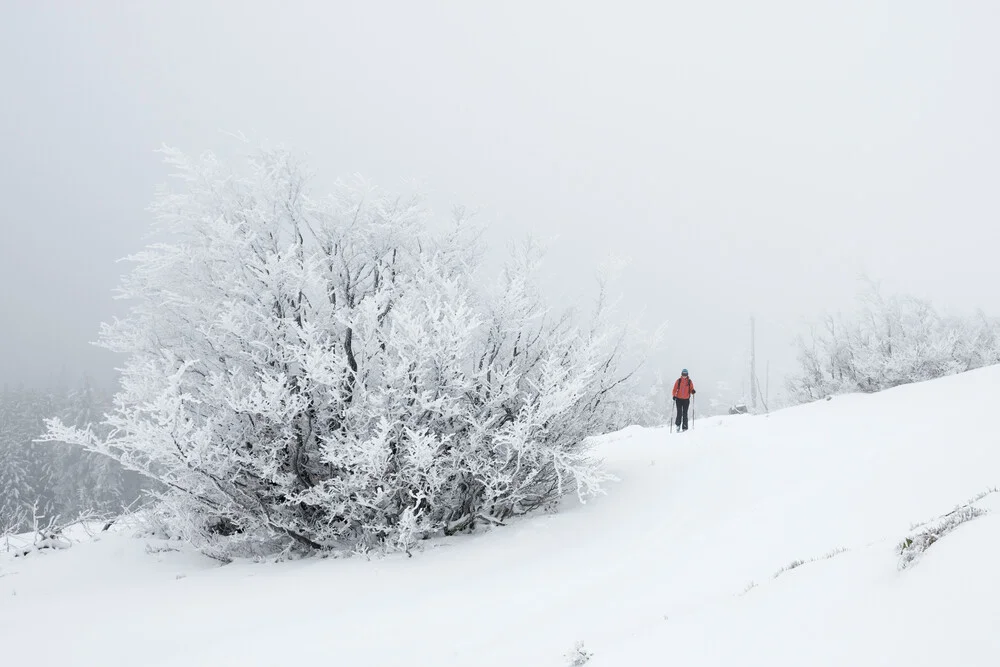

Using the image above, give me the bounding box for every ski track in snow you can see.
[2,367,999,666]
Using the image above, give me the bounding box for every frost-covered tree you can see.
[787,280,1000,402]
[44,146,640,556]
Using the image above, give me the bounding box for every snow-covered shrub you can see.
[43,145,639,556]
[898,506,985,570]
[564,641,593,666]
[898,490,995,570]
[787,279,1000,403]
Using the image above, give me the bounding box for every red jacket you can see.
[673,376,695,400]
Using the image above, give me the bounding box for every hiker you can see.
[672,369,696,431]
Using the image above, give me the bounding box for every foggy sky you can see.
[2,1,999,403]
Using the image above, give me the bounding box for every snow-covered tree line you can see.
[44,146,645,556]
[787,280,1000,403]
[0,380,144,533]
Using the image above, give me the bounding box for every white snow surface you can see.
[3,366,1000,666]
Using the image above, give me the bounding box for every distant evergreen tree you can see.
[0,379,145,533]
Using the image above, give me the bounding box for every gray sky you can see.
[2,1,999,403]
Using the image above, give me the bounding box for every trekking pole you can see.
[669,399,675,434]
[690,395,694,430]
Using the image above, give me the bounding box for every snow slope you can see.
[2,366,999,666]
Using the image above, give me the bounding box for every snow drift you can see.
[3,366,1000,666]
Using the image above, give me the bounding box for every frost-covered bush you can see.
[898,490,995,570]
[564,641,593,666]
[898,506,985,569]
[787,280,1000,403]
[44,146,639,556]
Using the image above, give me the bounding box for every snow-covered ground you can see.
[3,367,999,666]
